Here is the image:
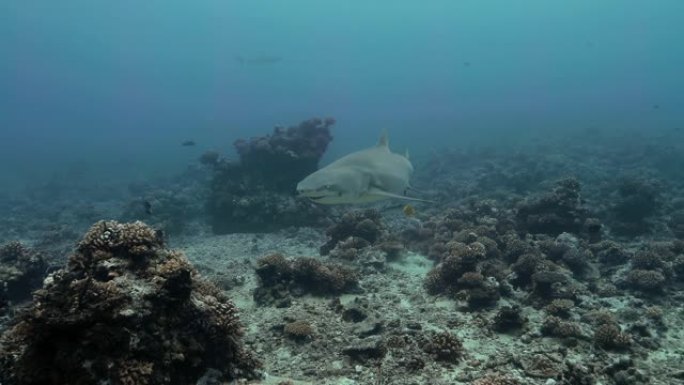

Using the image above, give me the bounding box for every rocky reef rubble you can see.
[0,220,260,385]
[205,118,335,234]
[241,180,683,384]
[415,132,684,239]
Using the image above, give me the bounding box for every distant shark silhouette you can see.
[296,131,431,204]
[235,55,282,66]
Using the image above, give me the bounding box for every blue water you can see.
[1,0,683,192]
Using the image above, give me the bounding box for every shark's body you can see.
[297,132,426,204]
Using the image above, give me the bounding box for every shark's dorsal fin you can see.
[377,129,389,148]
[404,149,410,159]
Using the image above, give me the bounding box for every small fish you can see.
[182,140,196,147]
[143,200,153,215]
[402,204,416,217]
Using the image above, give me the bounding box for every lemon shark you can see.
[296,131,429,204]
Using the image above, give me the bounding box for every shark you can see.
[296,131,429,204]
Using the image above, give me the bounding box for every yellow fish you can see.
[402,204,416,217]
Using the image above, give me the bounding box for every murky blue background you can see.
[1,0,682,191]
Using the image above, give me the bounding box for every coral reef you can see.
[233,117,334,188]
[424,239,502,308]
[540,316,583,339]
[283,320,315,341]
[609,177,662,236]
[472,374,521,385]
[626,269,667,292]
[320,209,387,258]
[253,253,359,306]
[2,127,684,385]
[120,191,199,236]
[668,210,684,238]
[491,305,527,333]
[593,322,632,350]
[0,241,46,304]
[421,331,465,364]
[205,118,334,233]
[516,178,588,236]
[0,220,260,385]
[121,164,210,237]
[617,243,678,294]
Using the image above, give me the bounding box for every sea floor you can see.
[172,225,684,385]
[2,132,684,384]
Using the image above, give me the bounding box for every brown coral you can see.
[0,241,46,303]
[292,257,358,293]
[541,316,582,338]
[255,253,293,286]
[283,320,315,341]
[492,306,527,332]
[627,269,666,291]
[253,254,359,306]
[594,323,632,350]
[631,249,665,270]
[77,220,162,258]
[422,332,464,363]
[544,299,575,318]
[0,220,260,385]
[320,209,385,255]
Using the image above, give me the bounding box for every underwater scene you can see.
[1,1,684,384]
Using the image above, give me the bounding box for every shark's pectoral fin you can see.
[368,187,434,203]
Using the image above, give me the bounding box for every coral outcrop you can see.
[320,209,386,257]
[0,220,260,385]
[233,117,334,190]
[253,253,359,306]
[609,177,662,236]
[516,178,588,236]
[425,241,502,308]
[421,331,465,363]
[0,241,46,304]
[205,118,334,233]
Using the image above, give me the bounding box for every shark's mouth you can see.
[297,191,327,200]
[307,195,327,201]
